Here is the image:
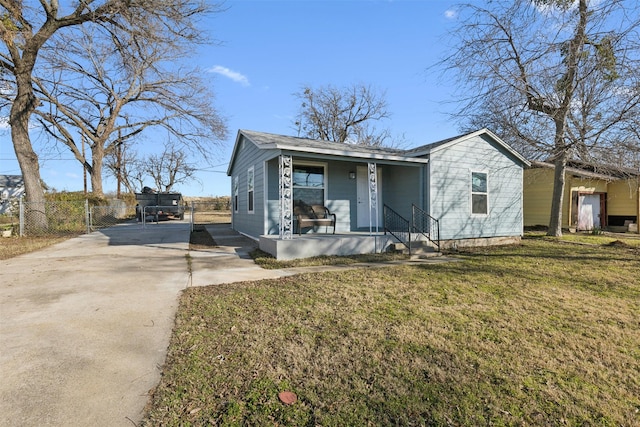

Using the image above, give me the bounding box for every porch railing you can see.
[412,204,440,252]
[383,204,411,254]
[383,204,441,254]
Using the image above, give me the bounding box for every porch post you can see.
[368,162,379,251]
[279,154,293,239]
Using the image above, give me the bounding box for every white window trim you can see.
[471,170,489,216]
[247,166,255,214]
[292,160,328,205]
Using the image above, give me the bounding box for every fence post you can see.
[19,197,24,237]
[190,201,194,232]
[85,199,90,234]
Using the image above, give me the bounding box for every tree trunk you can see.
[547,155,568,237]
[90,149,105,198]
[10,74,48,230]
[547,0,589,238]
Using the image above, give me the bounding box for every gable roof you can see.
[405,128,531,166]
[227,128,530,175]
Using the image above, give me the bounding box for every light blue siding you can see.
[266,157,280,235]
[429,134,523,240]
[228,136,278,238]
[325,160,355,233]
[382,165,424,220]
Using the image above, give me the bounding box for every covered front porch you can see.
[261,152,429,259]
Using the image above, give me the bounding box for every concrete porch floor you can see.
[259,232,397,260]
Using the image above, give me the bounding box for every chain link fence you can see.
[15,199,137,237]
[5,198,230,237]
[90,202,137,230]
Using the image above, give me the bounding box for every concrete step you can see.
[390,241,441,258]
[410,251,443,260]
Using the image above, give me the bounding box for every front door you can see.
[356,165,382,228]
[578,194,602,230]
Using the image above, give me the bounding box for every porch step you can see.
[390,242,442,258]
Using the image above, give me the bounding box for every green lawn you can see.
[143,236,640,426]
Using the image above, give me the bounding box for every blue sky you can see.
[1,0,462,197]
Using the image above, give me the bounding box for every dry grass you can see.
[250,248,410,269]
[560,232,640,247]
[0,235,71,260]
[143,236,640,426]
[193,211,231,225]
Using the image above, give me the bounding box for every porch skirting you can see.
[259,233,396,261]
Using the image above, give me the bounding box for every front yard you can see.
[143,235,640,426]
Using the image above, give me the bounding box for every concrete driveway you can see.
[0,221,290,427]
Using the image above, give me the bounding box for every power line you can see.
[0,157,77,161]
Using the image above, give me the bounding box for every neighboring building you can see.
[524,160,640,232]
[0,175,24,215]
[227,128,530,259]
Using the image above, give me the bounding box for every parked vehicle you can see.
[135,187,185,221]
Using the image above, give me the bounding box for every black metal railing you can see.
[383,204,411,253]
[412,204,440,251]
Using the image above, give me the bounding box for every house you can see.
[227,128,530,259]
[0,175,24,215]
[524,160,640,232]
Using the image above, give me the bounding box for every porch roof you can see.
[227,130,429,175]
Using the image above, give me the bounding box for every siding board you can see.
[430,134,524,240]
[228,136,278,237]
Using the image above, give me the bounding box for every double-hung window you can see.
[247,167,254,213]
[471,171,488,215]
[293,163,325,206]
[233,176,239,213]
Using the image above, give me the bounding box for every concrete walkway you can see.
[0,221,454,426]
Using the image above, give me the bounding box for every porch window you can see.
[293,163,325,206]
[247,166,254,213]
[471,171,488,215]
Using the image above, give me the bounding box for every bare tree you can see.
[293,84,392,146]
[104,142,144,195]
[442,0,640,236]
[30,24,226,197]
[0,0,221,227]
[141,142,196,193]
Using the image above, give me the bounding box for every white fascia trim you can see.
[274,144,429,164]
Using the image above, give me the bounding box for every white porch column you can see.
[279,154,293,239]
[368,162,378,234]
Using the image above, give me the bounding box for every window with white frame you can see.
[247,166,254,213]
[233,176,239,213]
[293,163,325,207]
[471,171,488,215]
